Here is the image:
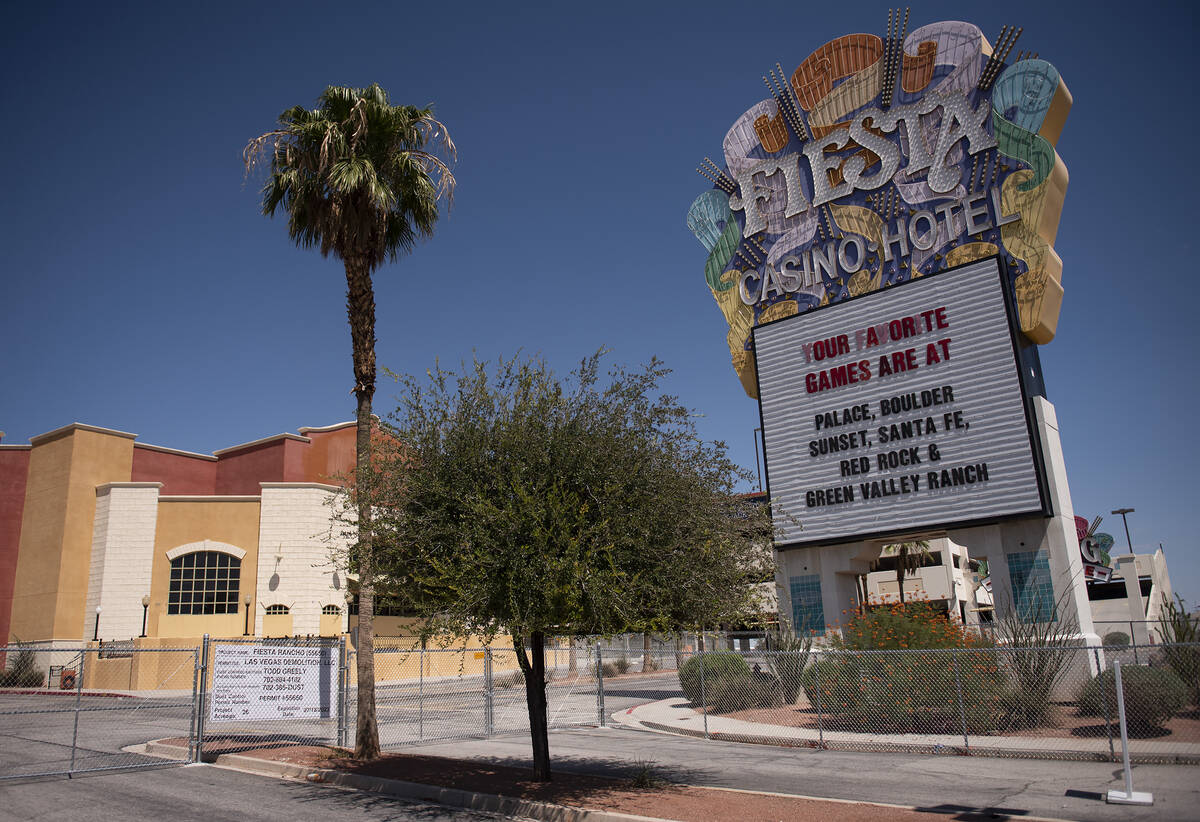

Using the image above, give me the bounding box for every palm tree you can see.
[245,84,455,759]
[879,540,934,605]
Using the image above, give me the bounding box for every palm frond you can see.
[244,83,457,266]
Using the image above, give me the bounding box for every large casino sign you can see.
[688,18,1070,396]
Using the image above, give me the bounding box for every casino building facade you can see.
[0,421,365,647]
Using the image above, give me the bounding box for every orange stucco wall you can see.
[151,499,261,638]
[9,427,135,642]
[297,425,356,485]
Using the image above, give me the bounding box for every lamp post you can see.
[140,595,150,637]
[243,594,252,636]
[1111,507,1135,552]
[93,605,101,642]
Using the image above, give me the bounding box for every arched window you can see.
[322,604,341,615]
[168,551,241,615]
[264,604,290,615]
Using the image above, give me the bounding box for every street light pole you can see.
[243,594,252,636]
[93,605,102,642]
[1111,508,1135,553]
[140,595,150,637]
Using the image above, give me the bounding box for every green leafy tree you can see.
[366,351,774,780]
[245,84,455,759]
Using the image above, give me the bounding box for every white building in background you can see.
[863,537,990,625]
[1087,548,1174,645]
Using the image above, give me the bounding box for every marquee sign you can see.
[754,257,1049,547]
[688,17,1070,397]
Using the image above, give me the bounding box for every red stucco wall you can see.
[0,447,31,651]
[131,446,217,495]
[214,441,289,496]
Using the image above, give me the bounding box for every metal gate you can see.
[0,645,199,780]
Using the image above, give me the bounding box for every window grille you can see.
[167,551,240,615]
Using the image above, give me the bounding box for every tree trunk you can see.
[897,546,907,605]
[514,631,551,781]
[346,258,380,759]
[642,633,652,673]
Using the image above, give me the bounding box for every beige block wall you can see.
[151,498,261,639]
[10,427,135,642]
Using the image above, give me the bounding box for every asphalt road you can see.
[0,762,525,822]
[0,670,673,776]
[403,726,1200,822]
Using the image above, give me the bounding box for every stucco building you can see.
[0,421,363,647]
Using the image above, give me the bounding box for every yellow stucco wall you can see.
[9,426,135,642]
[151,498,260,639]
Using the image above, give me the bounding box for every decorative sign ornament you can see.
[1074,515,1115,583]
[688,15,1070,397]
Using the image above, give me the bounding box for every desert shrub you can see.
[992,590,1082,729]
[801,647,1003,734]
[1102,632,1130,648]
[837,600,992,650]
[765,627,811,704]
[614,656,631,674]
[802,603,1003,733]
[601,661,619,678]
[678,651,750,705]
[704,675,781,712]
[0,647,45,688]
[1156,595,1200,705]
[1077,665,1189,730]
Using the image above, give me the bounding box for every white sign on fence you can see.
[209,644,336,722]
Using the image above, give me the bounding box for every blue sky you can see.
[3,1,1197,602]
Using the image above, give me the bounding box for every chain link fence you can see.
[0,644,198,779]
[5,635,1198,778]
[629,641,1200,763]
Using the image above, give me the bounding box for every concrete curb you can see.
[3,688,142,699]
[619,701,1200,766]
[144,741,673,822]
[140,739,1081,822]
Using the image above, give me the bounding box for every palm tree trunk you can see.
[347,257,380,759]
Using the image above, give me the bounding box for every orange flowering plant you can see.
[800,598,1005,734]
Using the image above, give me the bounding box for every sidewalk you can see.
[141,737,1022,822]
[612,697,1200,764]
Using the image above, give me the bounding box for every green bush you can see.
[801,648,1005,734]
[1077,666,1189,729]
[1156,595,1200,705]
[678,651,750,706]
[704,675,780,712]
[0,648,45,688]
[1102,631,1130,648]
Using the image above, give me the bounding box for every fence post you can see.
[484,648,494,737]
[952,649,969,752]
[67,646,86,776]
[194,634,210,763]
[1096,647,1116,762]
[812,648,824,749]
[699,647,708,740]
[336,636,347,748]
[1107,661,1154,805]
[595,642,606,727]
[187,643,201,758]
[419,646,425,741]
